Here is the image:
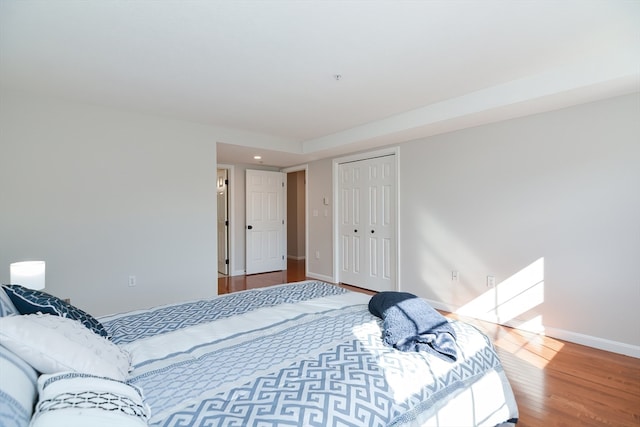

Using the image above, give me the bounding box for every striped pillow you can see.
[0,345,38,427]
[31,372,149,427]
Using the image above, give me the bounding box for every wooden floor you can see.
[219,260,640,427]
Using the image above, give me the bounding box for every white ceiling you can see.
[1,1,639,167]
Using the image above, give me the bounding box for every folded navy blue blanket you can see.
[368,291,458,362]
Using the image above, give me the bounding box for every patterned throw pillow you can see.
[31,372,149,427]
[0,287,19,317]
[1,284,108,338]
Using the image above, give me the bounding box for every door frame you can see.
[216,168,229,275]
[282,164,308,277]
[332,147,400,289]
[217,164,236,276]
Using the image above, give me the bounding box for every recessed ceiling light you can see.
[254,155,262,160]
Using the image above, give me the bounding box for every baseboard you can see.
[424,298,639,359]
[543,326,640,358]
[425,299,456,313]
[305,272,335,283]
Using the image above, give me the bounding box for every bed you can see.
[0,280,518,427]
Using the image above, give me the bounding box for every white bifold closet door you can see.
[338,154,395,292]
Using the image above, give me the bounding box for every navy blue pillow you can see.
[2,284,109,338]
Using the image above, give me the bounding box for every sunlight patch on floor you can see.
[492,321,565,369]
[454,257,563,368]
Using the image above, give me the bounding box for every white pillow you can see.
[30,372,149,427]
[0,314,130,381]
[0,345,38,427]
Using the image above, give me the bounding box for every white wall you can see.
[308,93,640,355]
[0,93,219,316]
[401,93,640,354]
[306,158,334,281]
[5,89,636,355]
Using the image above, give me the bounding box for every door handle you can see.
[371,230,375,234]
[247,225,253,230]
[354,229,358,233]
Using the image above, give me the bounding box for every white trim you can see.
[424,299,456,313]
[425,298,640,358]
[332,146,400,289]
[332,147,399,165]
[395,148,401,292]
[305,272,334,283]
[544,326,640,359]
[217,163,235,283]
[281,165,309,173]
[231,269,245,277]
[281,171,288,272]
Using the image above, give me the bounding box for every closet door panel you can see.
[338,155,395,292]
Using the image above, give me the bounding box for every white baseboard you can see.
[305,272,335,283]
[424,299,639,359]
[543,326,640,358]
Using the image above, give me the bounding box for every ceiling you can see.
[1,1,638,167]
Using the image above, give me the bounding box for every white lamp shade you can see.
[10,261,46,290]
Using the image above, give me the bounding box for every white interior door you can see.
[216,169,228,275]
[339,155,395,291]
[246,169,285,275]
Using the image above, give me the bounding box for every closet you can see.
[337,153,396,292]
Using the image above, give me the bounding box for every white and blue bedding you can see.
[100,281,519,427]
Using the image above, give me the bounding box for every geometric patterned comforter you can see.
[100,281,518,427]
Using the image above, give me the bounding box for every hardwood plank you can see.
[219,261,640,426]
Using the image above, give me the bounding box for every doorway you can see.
[283,165,308,276]
[243,168,308,276]
[217,164,307,279]
[286,170,306,262]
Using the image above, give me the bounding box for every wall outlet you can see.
[452,271,459,282]
[128,275,136,287]
[487,275,495,288]
[315,251,320,260]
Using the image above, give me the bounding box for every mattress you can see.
[100,280,519,427]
